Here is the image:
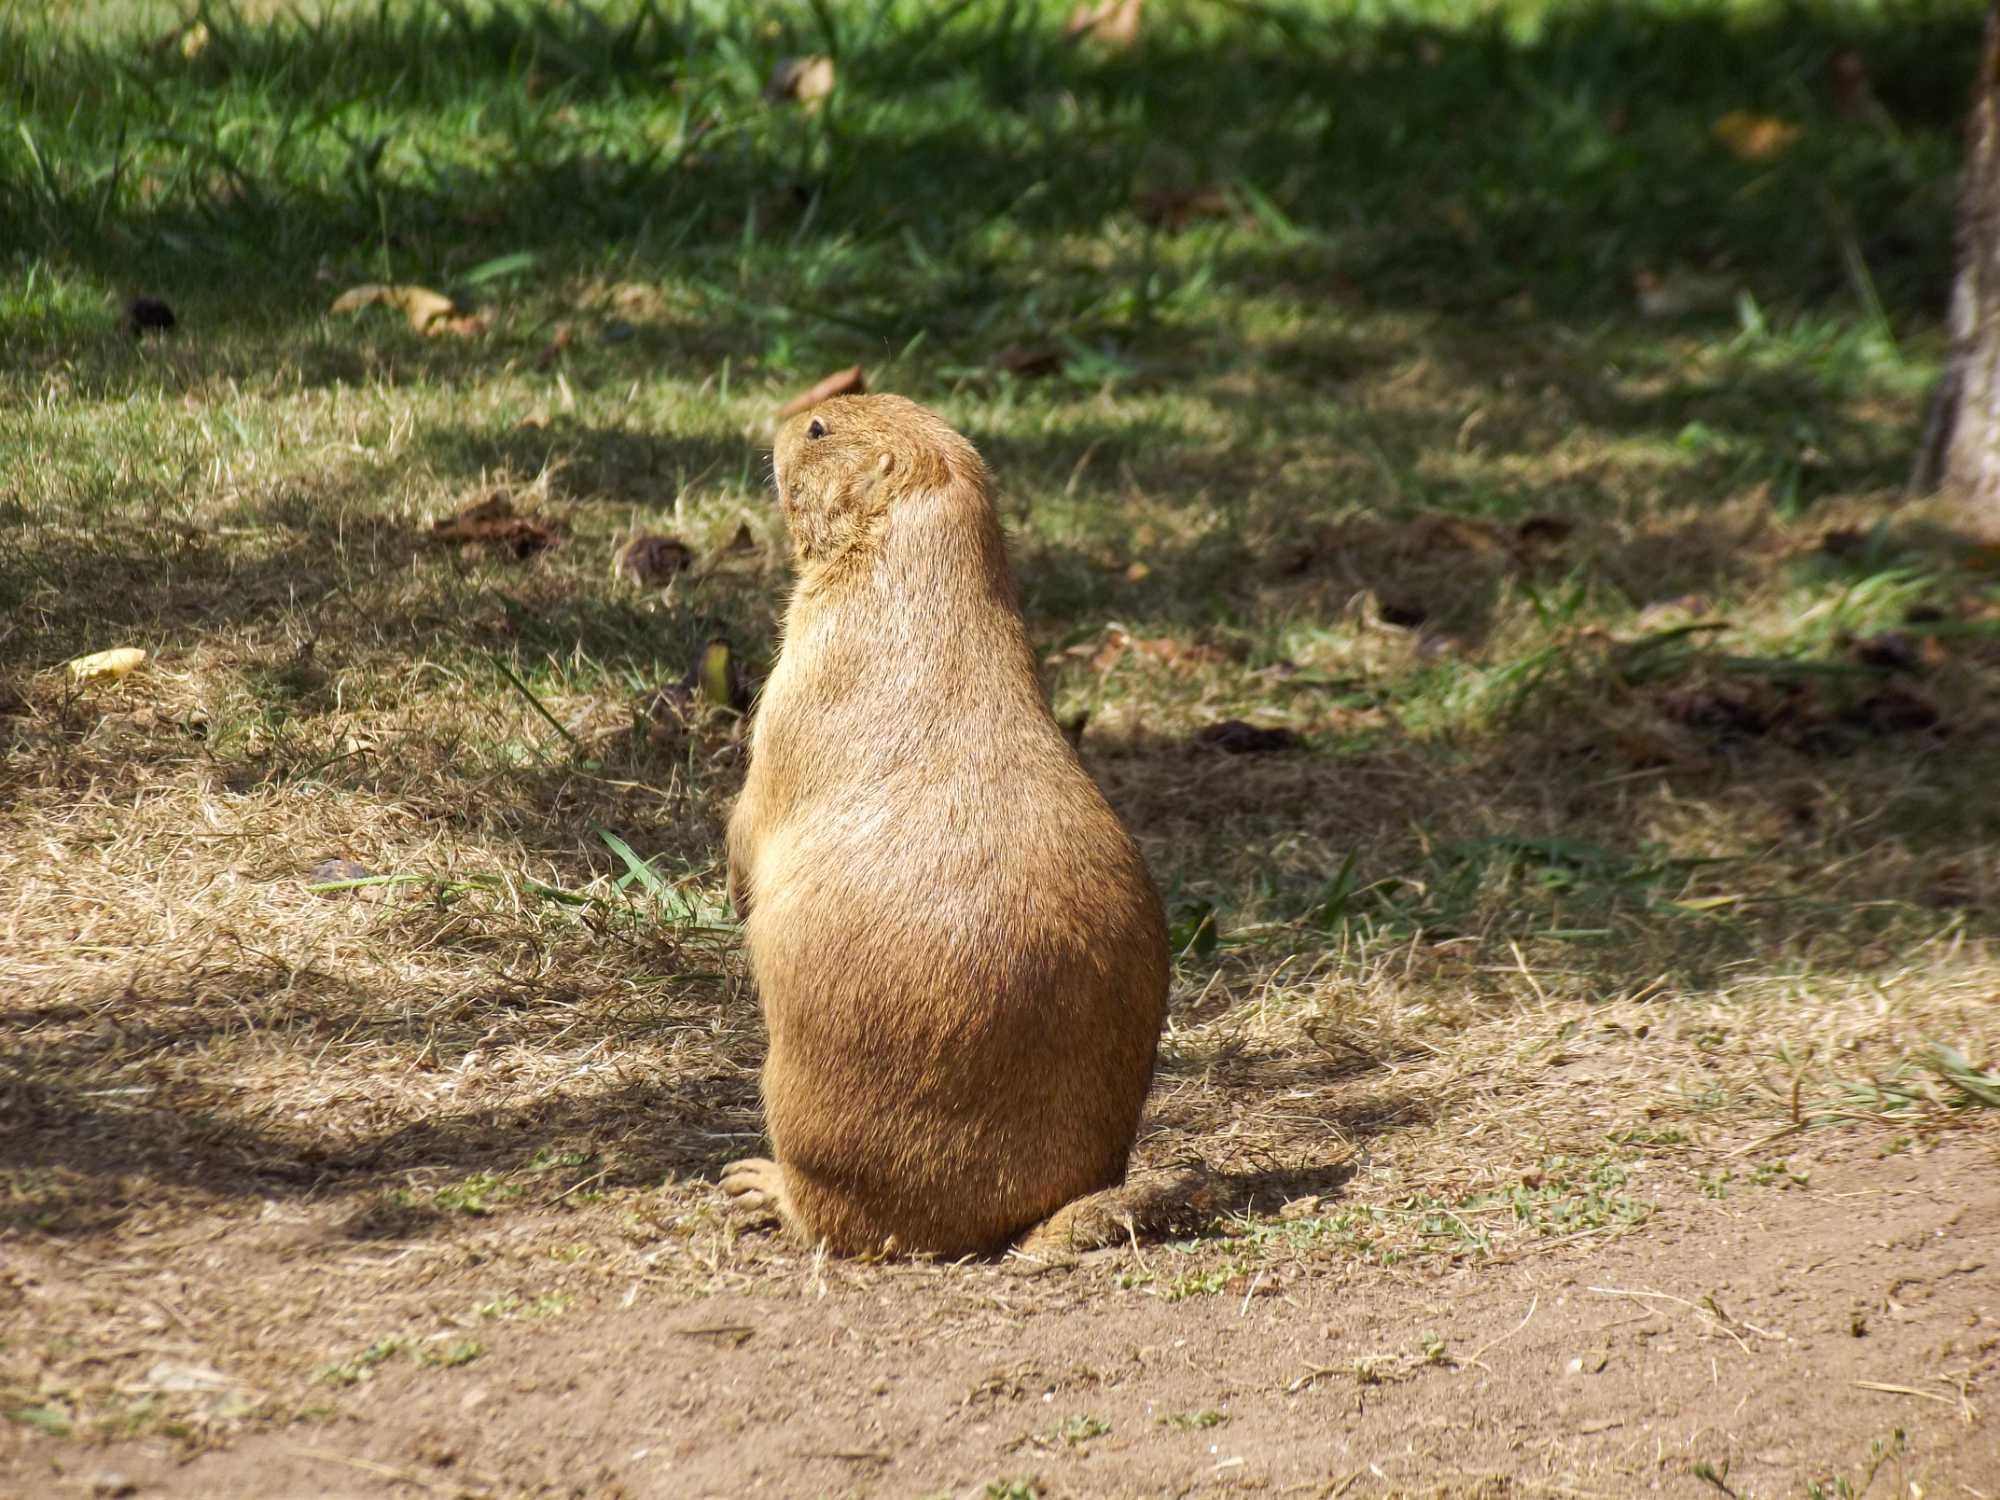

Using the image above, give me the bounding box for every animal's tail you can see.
[1014,1167,1225,1259]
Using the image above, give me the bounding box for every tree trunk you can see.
[1913,0,2000,535]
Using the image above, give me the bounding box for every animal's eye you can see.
[807,418,827,439]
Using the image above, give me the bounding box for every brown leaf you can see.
[124,295,177,338]
[1134,183,1232,231]
[1850,631,1922,674]
[1847,684,1939,736]
[535,322,575,370]
[1193,719,1304,754]
[994,346,1065,379]
[765,55,836,107]
[309,859,372,887]
[776,365,865,419]
[1828,49,1879,122]
[66,647,148,684]
[1711,110,1802,162]
[616,534,694,587]
[331,283,460,334]
[1066,0,1143,46]
[1659,681,1776,737]
[431,492,560,560]
[1515,514,1574,546]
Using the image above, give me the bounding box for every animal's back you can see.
[744,646,1167,1254]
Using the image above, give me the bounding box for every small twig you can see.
[290,1448,438,1492]
[1464,1293,1538,1372]
[494,657,583,753]
[1588,1286,1753,1355]
[1238,1268,1266,1316]
[1285,1362,1341,1394]
[553,1167,610,1202]
[1720,1123,1806,1159]
[1852,1379,1955,1406]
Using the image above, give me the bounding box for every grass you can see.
[2,0,1998,1461]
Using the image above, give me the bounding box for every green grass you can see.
[1,0,1996,1429]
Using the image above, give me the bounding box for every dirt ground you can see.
[3,1127,1992,1500]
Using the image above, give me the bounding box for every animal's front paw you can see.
[719,1157,790,1223]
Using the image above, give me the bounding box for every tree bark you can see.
[1913,0,2000,535]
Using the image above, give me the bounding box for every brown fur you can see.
[720,394,1170,1258]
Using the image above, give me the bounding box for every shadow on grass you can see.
[0,957,1383,1241]
[0,1,1974,358]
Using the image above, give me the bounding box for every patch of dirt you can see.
[3,1133,1993,1498]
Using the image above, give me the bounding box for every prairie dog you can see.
[721,394,1170,1257]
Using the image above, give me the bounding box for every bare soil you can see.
[4,1130,1993,1500]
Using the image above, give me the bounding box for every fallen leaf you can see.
[138,1361,238,1395]
[1634,594,1715,630]
[1850,632,1923,673]
[994,346,1065,379]
[1634,268,1737,319]
[430,493,560,560]
[697,637,742,711]
[66,647,147,684]
[1066,0,1143,46]
[776,365,865,419]
[1193,719,1304,754]
[535,322,575,370]
[616,534,694,587]
[1515,514,1574,546]
[433,312,491,339]
[331,283,460,335]
[1828,49,1880,122]
[765,55,836,107]
[1711,109,1802,162]
[1847,684,1939,736]
[1134,183,1232,231]
[124,295,177,337]
[309,859,372,887]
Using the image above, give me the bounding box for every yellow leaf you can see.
[66,647,147,684]
[330,283,459,334]
[1711,110,1801,162]
[1668,894,1743,912]
[765,56,835,107]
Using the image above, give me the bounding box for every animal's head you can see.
[771,394,990,566]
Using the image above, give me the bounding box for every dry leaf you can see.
[66,647,147,684]
[776,365,865,419]
[535,322,575,370]
[1193,719,1304,754]
[616,534,694,587]
[1066,0,1143,47]
[1634,268,1737,319]
[1711,110,1802,162]
[331,283,460,334]
[1134,184,1232,231]
[765,55,836,107]
[1828,49,1880,122]
[309,859,372,887]
[431,493,560,560]
[994,346,1065,379]
[124,295,176,338]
